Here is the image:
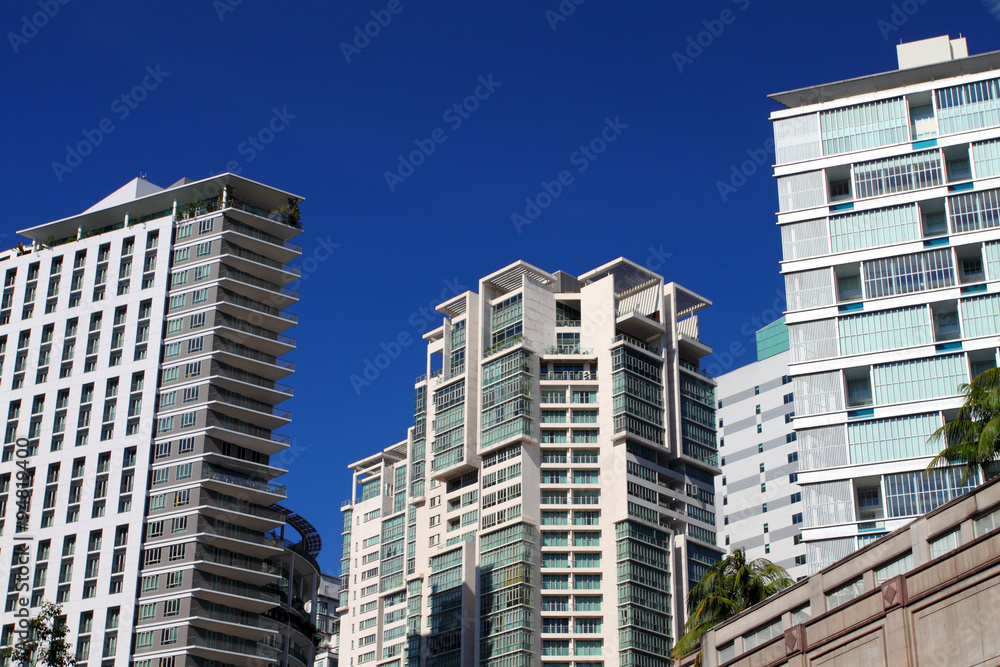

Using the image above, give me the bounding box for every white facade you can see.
[716,319,806,580]
[338,259,724,667]
[770,36,1000,574]
[0,174,319,667]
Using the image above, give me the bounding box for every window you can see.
[930,529,961,559]
[826,578,864,610]
[758,443,764,453]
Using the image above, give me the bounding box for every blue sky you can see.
[2,0,997,573]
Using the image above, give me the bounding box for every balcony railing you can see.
[198,574,279,603]
[539,371,597,381]
[202,466,287,497]
[484,336,530,359]
[209,388,291,420]
[214,338,294,370]
[195,546,275,574]
[544,346,593,356]
[206,493,283,522]
[220,289,297,323]
[223,218,302,252]
[612,333,661,355]
[219,265,299,298]
[215,362,294,395]
[222,241,300,275]
[556,320,581,327]
[679,360,713,379]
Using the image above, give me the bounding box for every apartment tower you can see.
[716,318,806,579]
[0,174,321,667]
[771,35,1000,574]
[337,259,724,667]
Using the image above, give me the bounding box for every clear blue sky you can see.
[2,0,996,573]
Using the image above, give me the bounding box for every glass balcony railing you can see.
[202,466,287,496]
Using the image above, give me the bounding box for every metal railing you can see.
[202,466,287,496]
[544,346,593,356]
[612,333,661,355]
[539,371,597,381]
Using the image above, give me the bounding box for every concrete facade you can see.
[337,259,725,667]
[681,475,1000,667]
[717,319,806,580]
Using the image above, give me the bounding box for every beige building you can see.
[682,475,1000,667]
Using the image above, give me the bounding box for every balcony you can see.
[188,627,278,667]
[213,338,293,381]
[189,601,274,642]
[202,465,287,499]
[192,572,279,612]
[218,265,298,310]
[213,362,293,403]
[612,333,661,356]
[679,360,714,381]
[220,241,300,280]
[194,546,279,584]
[222,218,301,252]
[543,346,594,356]
[540,371,597,381]
[219,289,297,327]
[208,388,292,431]
[484,336,530,359]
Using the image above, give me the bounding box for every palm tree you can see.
[926,368,1000,483]
[671,548,793,666]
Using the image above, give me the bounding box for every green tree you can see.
[0,603,75,667]
[926,368,1000,483]
[671,548,793,666]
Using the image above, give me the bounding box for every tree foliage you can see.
[0,602,75,667]
[671,548,793,666]
[927,368,1000,483]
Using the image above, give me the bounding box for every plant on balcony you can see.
[0,602,75,667]
[276,198,301,229]
[671,549,792,667]
[926,367,1000,482]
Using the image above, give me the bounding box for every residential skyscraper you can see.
[337,259,723,667]
[770,35,1000,574]
[716,318,806,579]
[0,174,321,667]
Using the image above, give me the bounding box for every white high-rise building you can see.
[771,35,1000,574]
[0,174,322,667]
[716,318,806,580]
[337,259,724,667]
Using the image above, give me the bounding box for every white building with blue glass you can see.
[770,35,1000,574]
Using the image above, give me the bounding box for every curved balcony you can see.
[193,545,279,585]
[218,265,298,310]
[220,241,300,284]
[188,628,278,667]
[222,215,301,250]
[187,599,277,642]
[210,363,293,405]
[218,289,297,331]
[195,517,283,559]
[207,388,292,431]
[201,464,287,502]
[190,571,279,613]
[198,490,285,532]
[212,337,293,382]
[219,219,300,265]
